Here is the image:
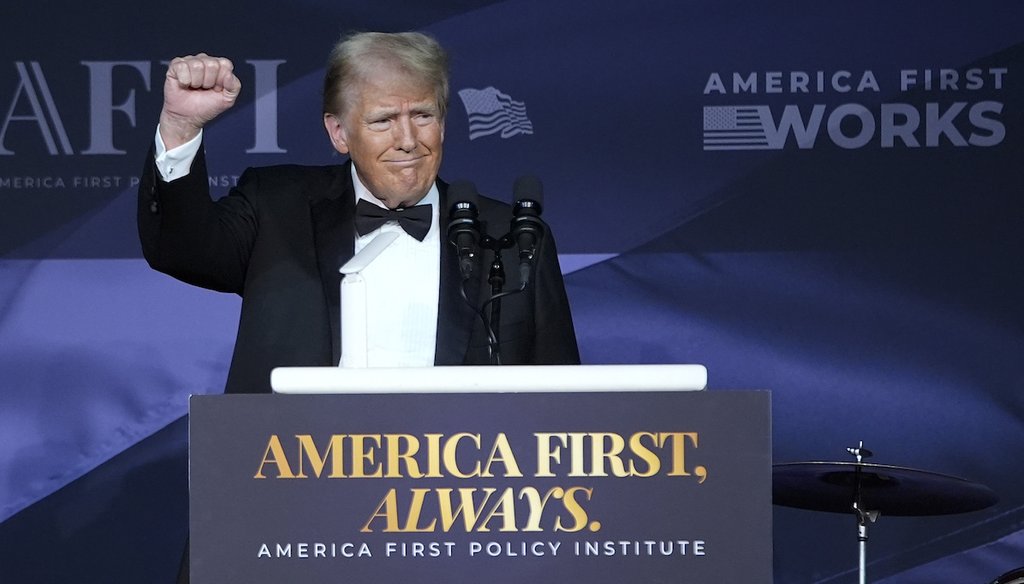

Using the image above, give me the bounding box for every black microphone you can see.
[446,181,481,280]
[511,175,544,287]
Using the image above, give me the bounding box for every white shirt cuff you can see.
[154,126,203,182]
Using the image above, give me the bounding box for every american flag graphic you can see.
[702,106,773,150]
[458,87,534,140]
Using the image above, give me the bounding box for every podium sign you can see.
[189,391,771,583]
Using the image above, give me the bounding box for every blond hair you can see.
[322,31,450,119]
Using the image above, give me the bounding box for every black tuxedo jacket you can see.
[138,146,579,393]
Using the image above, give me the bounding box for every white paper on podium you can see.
[271,364,708,394]
[338,231,400,368]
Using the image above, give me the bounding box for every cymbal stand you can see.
[847,442,879,584]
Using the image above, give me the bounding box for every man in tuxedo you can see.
[141,31,579,584]
[138,31,580,396]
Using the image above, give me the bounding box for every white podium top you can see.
[271,364,707,394]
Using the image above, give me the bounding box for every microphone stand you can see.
[478,231,516,365]
[456,176,544,366]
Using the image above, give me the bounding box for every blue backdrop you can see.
[1,1,1022,582]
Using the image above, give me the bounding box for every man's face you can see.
[323,65,444,209]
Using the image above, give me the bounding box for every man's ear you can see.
[323,113,350,154]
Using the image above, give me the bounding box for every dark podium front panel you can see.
[189,390,771,583]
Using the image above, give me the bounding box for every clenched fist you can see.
[159,53,242,149]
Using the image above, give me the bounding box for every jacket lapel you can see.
[435,181,483,365]
[311,162,356,367]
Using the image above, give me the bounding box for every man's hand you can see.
[159,53,242,149]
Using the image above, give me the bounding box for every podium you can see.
[188,365,771,583]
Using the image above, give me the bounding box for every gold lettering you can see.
[555,487,593,532]
[362,488,400,532]
[482,433,523,477]
[534,433,567,477]
[568,433,587,476]
[661,432,699,477]
[385,434,421,478]
[424,433,443,478]
[253,434,295,479]
[590,432,627,477]
[295,434,346,478]
[627,432,660,477]
[400,488,437,532]
[534,431,702,479]
[254,431,694,482]
[436,487,496,532]
[443,433,481,478]
[517,486,564,532]
[362,486,596,533]
[477,487,518,532]
[350,434,382,478]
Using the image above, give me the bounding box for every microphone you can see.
[511,175,544,287]
[446,181,481,280]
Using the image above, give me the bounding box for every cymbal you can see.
[773,461,998,516]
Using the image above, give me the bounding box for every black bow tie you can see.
[354,199,432,241]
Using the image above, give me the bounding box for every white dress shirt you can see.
[350,166,440,367]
